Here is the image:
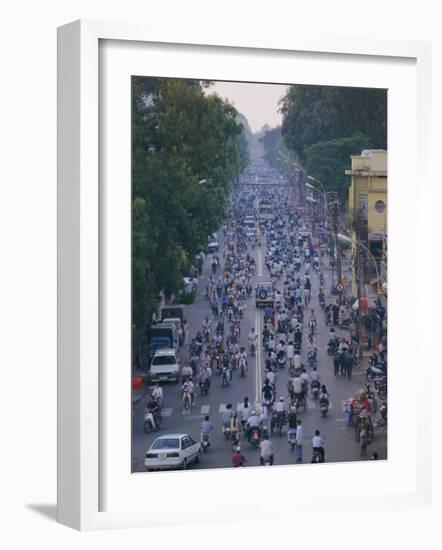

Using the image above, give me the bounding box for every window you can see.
[375,200,386,213]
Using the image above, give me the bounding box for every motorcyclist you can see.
[145,395,161,429]
[232,446,247,467]
[239,397,252,431]
[151,383,163,409]
[230,413,241,445]
[319,385,330,408]
[248,327,258,353]
[222,403,234,432]
[246,410,261,440]
[260,435,274,466]
[274,396,286,427]
[181,363,193,382]
[200,415,213,446]
[182,380,194,406]
[199,364,212,391]
[291,374,304,405]
[262,379,275,406]
[238,346,248,368]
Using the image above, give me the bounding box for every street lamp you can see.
[337,233,381,296]
[198,178,207,185]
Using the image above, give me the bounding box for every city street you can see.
[132,157,387,473]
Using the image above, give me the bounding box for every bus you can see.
[258,200,274,220]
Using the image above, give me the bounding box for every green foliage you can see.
[259,126,296,169]
[304,132,373,200]
[132,77,248,329]
[280,85,387,163]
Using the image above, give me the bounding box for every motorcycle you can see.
[222,366,232,387]
[311,380,320,400]
[277,350,286,368]
[249,427,261,448]
[374,378,387,400]
[239,358,247,377]
[366,364,387,382]
[143,411,161,433]
[364,383,378,413]
[201,433,210,453]
[199,379,209,396]
[261,455,272,466]
[250,340,257,356]
[288,429,297,450]
[308,350,317,367]
[319,397,329,417]
[182,390,192,412]
[327,339,337,355]
[222,425,231,440]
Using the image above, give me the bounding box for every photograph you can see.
[130,77,388,473]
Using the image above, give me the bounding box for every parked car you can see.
[207,234,219,253]
[149,348,180,383]
[144,433,201,471]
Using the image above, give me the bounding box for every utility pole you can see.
[329,195,342,304]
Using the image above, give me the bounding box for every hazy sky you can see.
[208,81,288,133]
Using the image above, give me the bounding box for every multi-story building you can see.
[346,149,387,297]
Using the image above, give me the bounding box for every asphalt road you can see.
[132,210,387,473]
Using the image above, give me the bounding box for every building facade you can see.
[346,149,387,297]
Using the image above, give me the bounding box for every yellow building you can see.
[346,149,387,296]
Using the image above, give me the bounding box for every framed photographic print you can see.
[58,19,432,530]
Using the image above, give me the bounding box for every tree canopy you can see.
[132,77,248,329]
[280,85,387,163]
[304,132,373,200]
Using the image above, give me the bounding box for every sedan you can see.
[144,434,201,471]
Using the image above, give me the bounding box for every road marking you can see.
[162,408,173,417]
[200,405,210,415]
[307,401,316,410]
[219,404,227,413]
[236,402,243,412]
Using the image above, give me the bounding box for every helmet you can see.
[236,446,241,452]
[280,396,284,401]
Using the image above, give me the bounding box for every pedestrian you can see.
[295,419,303,463]
[371,451,379,460]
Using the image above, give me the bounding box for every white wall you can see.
[1,0,441,546]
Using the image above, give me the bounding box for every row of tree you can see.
[132,77,248,329]
[261,85,387,200]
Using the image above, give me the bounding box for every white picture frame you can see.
[57,19,433,531]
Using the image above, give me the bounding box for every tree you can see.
[304,132,373,200]
[131,77,248,329]
[280,85,387,162]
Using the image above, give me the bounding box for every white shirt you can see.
[152,387,163,400]
[295,425,304,445]
[260,439,274,458]
[294,354,301,368]
[286,344,295,358]
[275,401,285,413]
[310,371,320,382]
[312,435,324,448]
[291,377,303,393]
[240,404,251,421]
[301,372,310,385]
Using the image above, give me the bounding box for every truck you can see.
[160,305,183,325]
[146,323,178,367]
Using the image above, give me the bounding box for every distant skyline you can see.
[207,81,288,133]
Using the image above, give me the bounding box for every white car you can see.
[144,434,201,471]
[149,348,180,383]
